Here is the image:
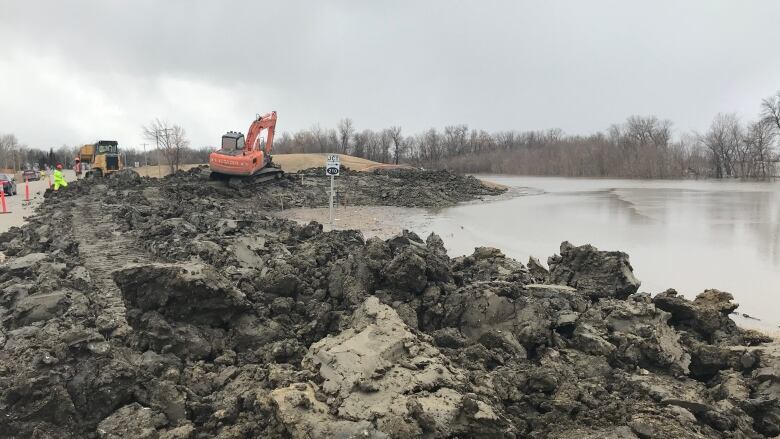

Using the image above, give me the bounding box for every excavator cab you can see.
[220,132,245,155]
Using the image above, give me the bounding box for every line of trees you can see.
[273,119,406,165]
[274,91,780,179]
[2,91,779,179]
[0,121,208,174]
[0,135,82,172]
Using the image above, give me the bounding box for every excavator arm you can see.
[245,111,276,155]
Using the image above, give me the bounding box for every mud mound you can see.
[0,168,778,438]
[163,165,505,209]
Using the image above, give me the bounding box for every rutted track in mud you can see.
[1,168,779,438]
[72,196,147,339]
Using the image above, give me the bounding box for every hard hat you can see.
[56,164,63,170]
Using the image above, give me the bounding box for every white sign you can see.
[326,154,340,176]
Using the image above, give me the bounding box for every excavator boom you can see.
[245,112,276,155]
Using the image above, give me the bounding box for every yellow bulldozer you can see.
[79,140,122,178]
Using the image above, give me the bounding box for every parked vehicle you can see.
[22,169,40,181]
[0,173,17,196]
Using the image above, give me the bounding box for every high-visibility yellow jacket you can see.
[53,170,68,188]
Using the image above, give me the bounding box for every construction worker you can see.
[74,158,82,180]
[53,164,68,191]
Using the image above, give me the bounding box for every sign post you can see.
[325,154,340,227]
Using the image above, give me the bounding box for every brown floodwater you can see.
[408,176,780,328]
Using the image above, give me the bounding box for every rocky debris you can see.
[452,247,531,284]
[11,290,71,326]
[108,168,143,186]
[0,166,777,438]
[527,256,549,283]
[290,297,512,438]
[113,262,250,326]
[270,382,388,439]
[749,343,780,436]
[548,241,641,299]
[572,293,691,374]
[653,288,771,345]
[97,403,167,439]
[0,252,47,276]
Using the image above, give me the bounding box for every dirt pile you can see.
[165,165,505,209]
[1,168,779,438]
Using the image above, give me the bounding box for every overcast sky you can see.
[1,0,779,150]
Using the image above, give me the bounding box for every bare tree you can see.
[337,118,354,154]
[443,125,468,156]
[418,128,442,163]
[744,119,777,178]
[701,113,741,178]
[352,130,369,158]
[761,91,780,133]
[142,119,189,174]
[388,126,404,164]
[624,115,672,147]
[357,130,383,162]
[469,129,495,155]
[0,134,28,172]
[379,129,393,163]
[326,129,339,153]
[494,131,517,151]
[761,92,780,177]
[311,123,328,153]
[0,134,17,169]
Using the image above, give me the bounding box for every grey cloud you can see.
[0,0,778,150]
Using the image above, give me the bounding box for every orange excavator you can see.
[209,111,283,180]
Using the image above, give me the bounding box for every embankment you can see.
[0,168,778,438]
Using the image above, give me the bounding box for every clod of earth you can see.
[0,167,778,438]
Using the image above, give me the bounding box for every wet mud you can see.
[1,168,778,438]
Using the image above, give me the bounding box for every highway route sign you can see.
[326,154,340,176]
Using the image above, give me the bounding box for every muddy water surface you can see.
[279,176,780,327]
[418,176,780,327]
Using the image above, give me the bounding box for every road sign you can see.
[326,154,340,176]
[326,155,340,226]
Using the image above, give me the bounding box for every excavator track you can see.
[210,165,284,184]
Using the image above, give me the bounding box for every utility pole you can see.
[156,127,173,174]
[164,128,174,172]
[154,132,161,177]
[141,143,149,167]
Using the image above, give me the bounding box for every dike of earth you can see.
[0,167,779,439]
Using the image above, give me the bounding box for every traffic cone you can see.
[25,177,30,202]
[0,185,7,214]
